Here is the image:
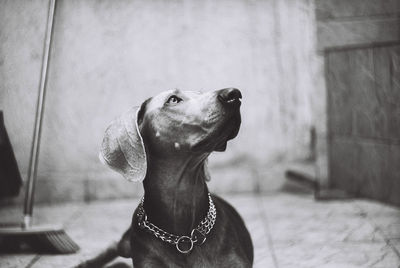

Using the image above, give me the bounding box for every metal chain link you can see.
[196,194,216,236]
[137,193,217,251]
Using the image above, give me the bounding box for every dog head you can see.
[100,88,242,182]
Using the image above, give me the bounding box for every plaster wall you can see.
[1,0,321,202]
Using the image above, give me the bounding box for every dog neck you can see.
[142,153,210,236]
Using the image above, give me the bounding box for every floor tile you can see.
[249,216,276,268]
[370,217,400,240]
[268,214,384,243]
[1,194,400,267]
[262,193,360,219]
[224,194,276,267]
[262,194,385,243]
[354,199,400,217]
[389,239,400,256]
[0,254,36,268]
[354,199,400,240]
[274,242,399,268]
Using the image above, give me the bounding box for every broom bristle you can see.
[0,226,80,254]
[35,230,80,254]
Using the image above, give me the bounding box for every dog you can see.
[78,88,253,267]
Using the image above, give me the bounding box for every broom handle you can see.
[23,0,56,228]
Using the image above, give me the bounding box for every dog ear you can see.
[99,103,148,182]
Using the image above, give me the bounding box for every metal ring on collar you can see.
[175,236,193,254]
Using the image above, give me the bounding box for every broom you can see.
[0,0,79,254]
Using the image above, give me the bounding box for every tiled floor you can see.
[1,193,399,268]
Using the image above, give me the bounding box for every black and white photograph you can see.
[0,0,399,267]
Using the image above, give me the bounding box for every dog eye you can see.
[166,95,182,104]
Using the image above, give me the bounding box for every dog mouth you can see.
[191,111,241,152]
[214,114,241,151]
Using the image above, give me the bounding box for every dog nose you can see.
[217,88,242,105]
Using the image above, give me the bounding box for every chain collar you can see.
[137,193,217,254]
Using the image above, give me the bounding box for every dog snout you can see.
[217,88,242,106]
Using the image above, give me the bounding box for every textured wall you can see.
[327,44,400,206]
[1,0,321,203]
[316,0,400,50]
[316,0,400,205]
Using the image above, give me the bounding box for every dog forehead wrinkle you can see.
[145,92,170,111]
[171,88,180,94]
[162,112,207,133]
[184,90,203,99]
